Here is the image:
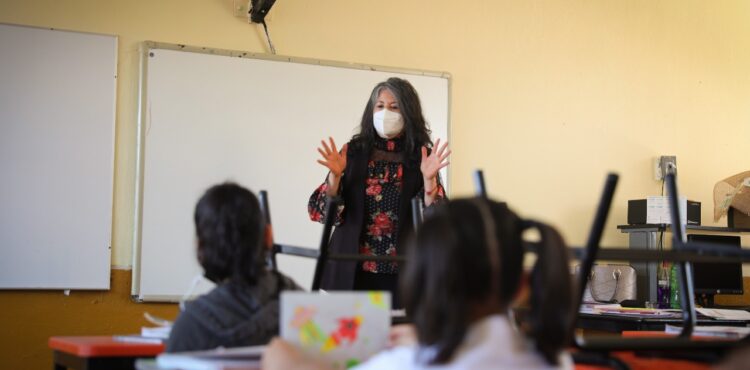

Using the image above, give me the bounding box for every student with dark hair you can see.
[166,183,300,353]
[264,197,574,369]
[308,77,450,303]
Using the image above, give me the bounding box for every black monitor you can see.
[688,234,744,298]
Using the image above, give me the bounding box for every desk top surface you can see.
[48,336,165,357]
[617,224,750,233]
[579,312,748,324]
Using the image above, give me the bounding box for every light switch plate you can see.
[654,155,677,181]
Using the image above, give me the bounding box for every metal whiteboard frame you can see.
[132,41,451,301]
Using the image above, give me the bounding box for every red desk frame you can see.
[49,336,164,370]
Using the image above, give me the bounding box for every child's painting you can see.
[281,291,391,369]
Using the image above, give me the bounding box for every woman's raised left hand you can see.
[420,138,451,181]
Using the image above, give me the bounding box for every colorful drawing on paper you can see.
[368,291,387,309]
[281,292,391,369]
[290,308,363,353]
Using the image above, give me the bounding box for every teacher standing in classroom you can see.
[308,77,450,306]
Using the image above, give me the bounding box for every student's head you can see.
[401,197,573,365]
[194,182,268,285]
[352,77,432,160]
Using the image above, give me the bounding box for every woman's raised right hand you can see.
[316,137,347,178]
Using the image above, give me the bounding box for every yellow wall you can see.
[3,0,749,267]
[1,0,749,368]
[0,270,178,369]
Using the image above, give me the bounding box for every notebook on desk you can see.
[280,291,391,369]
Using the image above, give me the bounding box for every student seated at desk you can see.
[263,197,574,369]
[167,183,300,352]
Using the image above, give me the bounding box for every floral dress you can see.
[308,136,446,274]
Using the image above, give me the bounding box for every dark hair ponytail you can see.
[401,198,573,365]
[522,220,574,364]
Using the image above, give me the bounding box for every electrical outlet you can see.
[233,0,250,17]
[654,155,677,181]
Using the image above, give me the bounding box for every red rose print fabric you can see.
[308,136,445,274]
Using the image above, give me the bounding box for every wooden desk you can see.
[48,336,164,370]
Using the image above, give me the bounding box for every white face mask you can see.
[373,109,404,139]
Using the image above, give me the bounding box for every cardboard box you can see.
[713,171,750,222]
[728,207,750,229]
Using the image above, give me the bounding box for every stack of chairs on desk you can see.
[569,172,750,369]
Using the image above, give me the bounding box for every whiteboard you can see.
[133,42,450,301]
[0,24,116,289]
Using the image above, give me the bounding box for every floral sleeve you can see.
[420,173,447,207]
[308,177,345,226]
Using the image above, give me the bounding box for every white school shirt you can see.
[354,314,573,370]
